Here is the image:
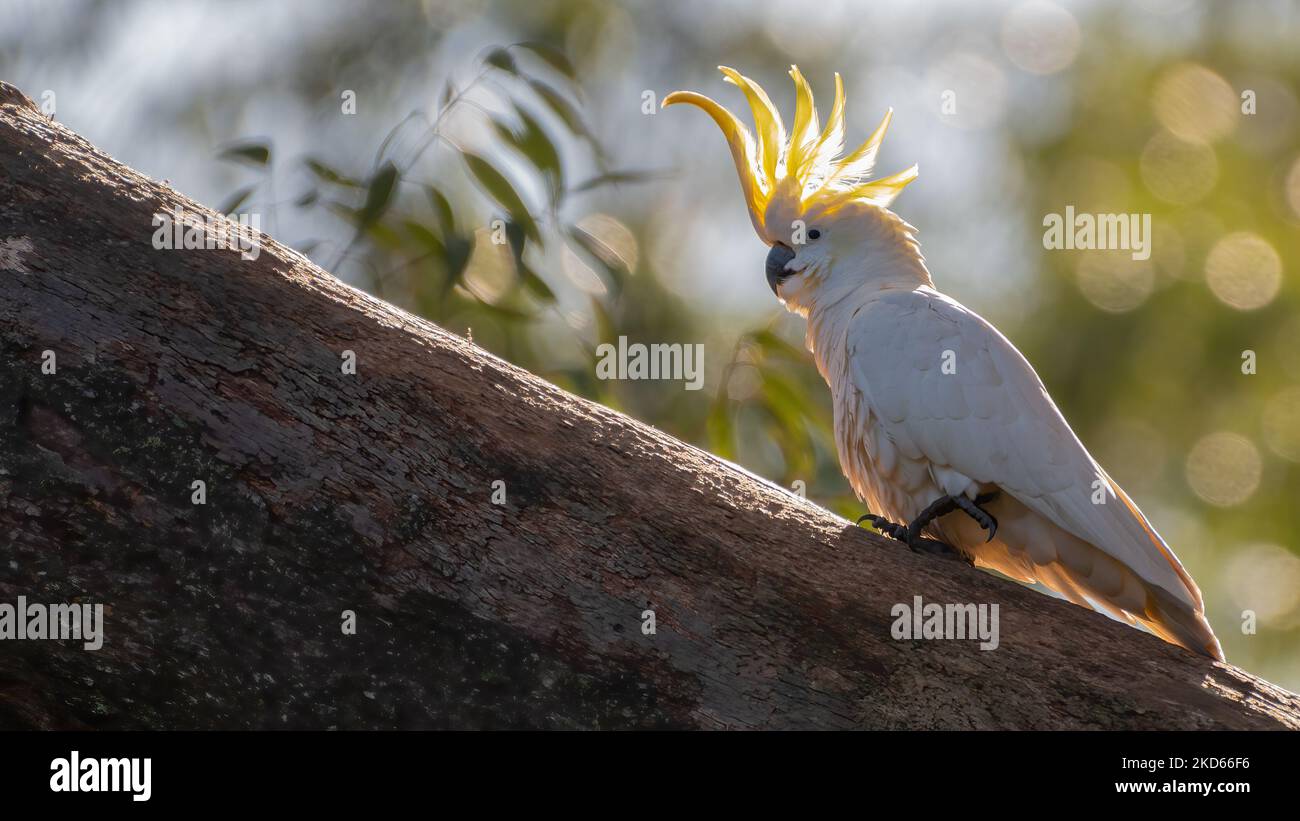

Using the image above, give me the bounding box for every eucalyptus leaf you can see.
[426,185,456,236]
[569,226,629,285]
[518,263,557,303]
[441,234,474,295]
[219,142,270,166]
[357,161,400,229]
[571,169,665,193]
[513,42,577,81]
[304,157,360,187]
[471,293,533,321]
[514,106,562,187]
[404,220,446,257]
[526,79,590,141]
[504,220,527,264]
[748,329,806,361]
[589,296,617,348]
[484,47,517,75]
[217,185,257,215]
[707,399,735,460]
[461,152,539,243]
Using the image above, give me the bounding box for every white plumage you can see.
[794,207,1221,659]
[666,66,1224,659]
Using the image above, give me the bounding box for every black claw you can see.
[952,494,998,542]
[857,512,909,542]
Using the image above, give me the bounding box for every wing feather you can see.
[848,287,1203,610]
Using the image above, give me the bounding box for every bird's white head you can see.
[664,67,930,317]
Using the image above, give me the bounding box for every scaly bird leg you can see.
[857,500,961,559]
[903,495,960,542]
[857,491,1000,560]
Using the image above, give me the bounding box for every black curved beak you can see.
[766,243,796,296]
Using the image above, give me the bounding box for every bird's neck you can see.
[799,211,933,375]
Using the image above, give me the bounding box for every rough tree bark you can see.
[0,82,1296,731]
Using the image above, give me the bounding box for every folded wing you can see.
[847,287,1208,621]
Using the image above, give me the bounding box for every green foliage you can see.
[357,161,399,229]
[462,152,540,243]
[218,141,271,167]
[207,45,889,521]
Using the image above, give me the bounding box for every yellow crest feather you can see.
[663,66,917,241]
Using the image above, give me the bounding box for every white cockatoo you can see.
[665,67,1223,659]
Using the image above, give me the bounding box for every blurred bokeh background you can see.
[5,0,1299,687]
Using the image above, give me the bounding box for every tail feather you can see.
[1143,584,1225,661]
[943,492,1224,660]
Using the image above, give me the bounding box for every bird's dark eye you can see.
[808,229,821,240]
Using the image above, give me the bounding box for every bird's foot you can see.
[856,512,966,562]
[856,489,1001,563]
